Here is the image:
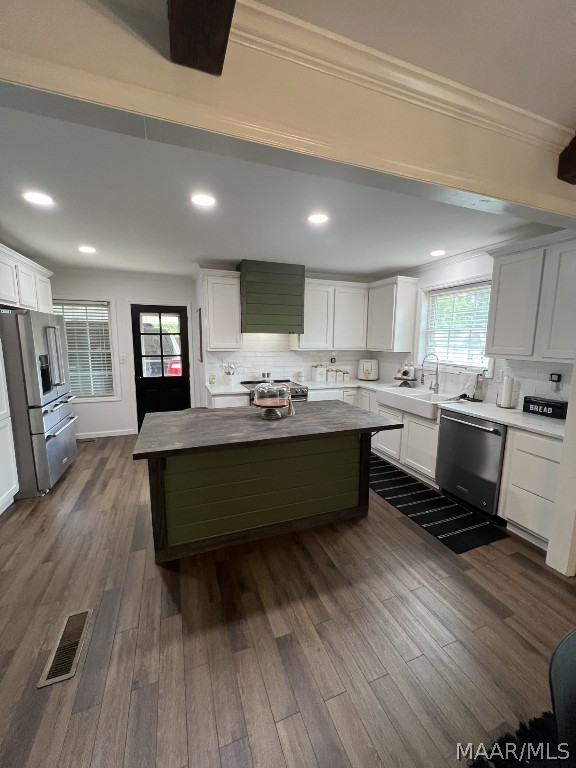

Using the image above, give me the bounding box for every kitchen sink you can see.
[374,387,459,419]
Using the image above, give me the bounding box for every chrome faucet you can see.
[420,353,440,394]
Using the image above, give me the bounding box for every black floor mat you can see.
[369,454,508,554]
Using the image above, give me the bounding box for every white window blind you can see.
[52,301,114,397]
[425,283,491,366]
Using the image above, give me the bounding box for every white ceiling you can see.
[0,103,558,279]
[258,0,576,127]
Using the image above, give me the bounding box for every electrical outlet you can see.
[119,354,127,364]
[496,369,503,383]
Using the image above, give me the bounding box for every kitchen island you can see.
[133,401,402,563]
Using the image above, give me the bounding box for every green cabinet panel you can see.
[237,259,305,333]
[163,435,360,546]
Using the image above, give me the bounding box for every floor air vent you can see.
[38,610,91,688]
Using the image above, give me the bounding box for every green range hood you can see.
[236,259,305,334]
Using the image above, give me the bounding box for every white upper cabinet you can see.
[486,234,576,362]
[16,264,38,310]
[333,286,367,349]
[0,253,19,305]
[0,243,52,311]
[485,249,543,357]
[297,282,334,349]
[204,272,242,350]
[36,274,53,313]
[291,280,367,350]
[533,242,576,360]
[367,276,418,352]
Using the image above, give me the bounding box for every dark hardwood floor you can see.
[0,435,574,768]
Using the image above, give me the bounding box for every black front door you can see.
[131,304,191,428]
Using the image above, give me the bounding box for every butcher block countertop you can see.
[133,400,403,460]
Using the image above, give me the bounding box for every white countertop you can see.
[206,378,392,396]
[440,401,565,439]
[206,380,566,439]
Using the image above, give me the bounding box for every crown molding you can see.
[232,1,573,154]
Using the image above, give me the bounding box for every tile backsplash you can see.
[205,334,407,383]
[205,334,573,405]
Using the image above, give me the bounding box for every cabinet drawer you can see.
[504,484,553,540]
[508,450,559,502]
[210,395,250,408]
[512,430,563,462]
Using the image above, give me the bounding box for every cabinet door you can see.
[307,389,343,401]
[297,283,334,349]
[16,264,38,310]
[372,405,402,460]
[357,390,371,411]
[399,415,438,479]
[342,390,357,406]
[0,340,9,421]
[36,274,53,313]
[485,249,543,357]
[367,283,396,351]
[333,287,367,349]
[0,419,18,514]
[205,275,242,350]
[534,242,576,360]
[0,253,19,305]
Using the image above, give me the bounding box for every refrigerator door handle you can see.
[46,415,78,439]
[46,326,65,386]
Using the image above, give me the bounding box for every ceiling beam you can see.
[168,0,237,76]
[558,135,576,184]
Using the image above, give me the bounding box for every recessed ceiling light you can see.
[22,190,54,207]
[78,245,97,254]
[308,212,329,224]
[191,193,216,208]
[430,249,447,257]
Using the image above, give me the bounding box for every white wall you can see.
[51,269,196,438]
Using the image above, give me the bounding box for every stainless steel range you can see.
[241,379,308,402]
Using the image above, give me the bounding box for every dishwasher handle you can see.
[441,414,501,435]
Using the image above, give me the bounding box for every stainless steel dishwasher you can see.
[436,410,507,516]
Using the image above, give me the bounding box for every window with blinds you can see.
[425,283,491,366]
[52,301,114,397]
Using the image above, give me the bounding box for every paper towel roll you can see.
[500,376,514,408]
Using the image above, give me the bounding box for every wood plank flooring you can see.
[0,435,574,768]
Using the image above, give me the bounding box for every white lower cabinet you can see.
[0,418,18,514]
[399,415,439,479]
[308,389,343,401]
[342,390,357,406]
[207,393,250,408]
[370,393,438,480]
[357,390,371,411]
[373,405,403,461]
[499,428,562,547]
[0,340,17,514]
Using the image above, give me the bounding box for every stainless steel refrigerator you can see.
[0,308,78,498]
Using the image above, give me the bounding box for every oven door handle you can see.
[46,415,78,439]
[441,414,499,434]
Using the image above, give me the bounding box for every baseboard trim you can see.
[77,429,136,439]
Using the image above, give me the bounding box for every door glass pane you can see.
[141,334,162,355]
[164,356,182,376]
[162,334,181,355]
[140,313,161,333]
[142,356,162,377]
[161,314,180,333]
